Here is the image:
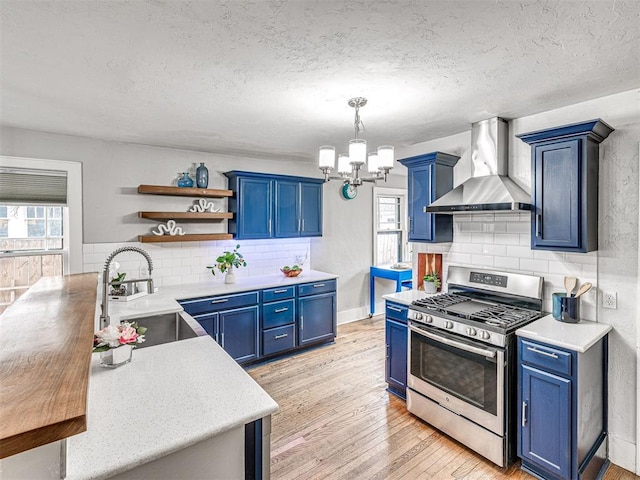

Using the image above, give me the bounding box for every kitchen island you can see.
[66,335,277,480]
[0,273,279,480]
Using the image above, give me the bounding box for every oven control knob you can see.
[480,330,491,340]
[424,315,433,323]
[466,327,477,336]
[444,321,454,329]
[415,312,424,321]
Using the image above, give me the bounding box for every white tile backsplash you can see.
[83,238,312,288]
[413,215,598,321]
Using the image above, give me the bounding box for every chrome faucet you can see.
[99,246,154,329]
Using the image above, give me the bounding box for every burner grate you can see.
[471,304,542,328]
[412,293,470,311]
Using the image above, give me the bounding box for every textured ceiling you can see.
[1,0,639,162]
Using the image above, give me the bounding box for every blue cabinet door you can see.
[275,180,299,237]
[520,364,572,479]
[300,182,322,236]
[407,164,434,242]
[298,292,336,346]
[194,312,217,340]
[532,139,581,250]
[237,177,273,239]
[399,152,457,243]
[219,305,260,364]
[385,318,408,398]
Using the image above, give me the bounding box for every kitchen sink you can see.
[132,312,207,349]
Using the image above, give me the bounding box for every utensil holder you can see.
[559,296,580,323]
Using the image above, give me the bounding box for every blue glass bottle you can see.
[177,172,194,188]
[196,162,209,188]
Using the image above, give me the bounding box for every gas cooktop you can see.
[411,294,542,329]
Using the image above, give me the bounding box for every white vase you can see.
[225,268,236,284]
[99,344,133,368]
[424,281,438,294]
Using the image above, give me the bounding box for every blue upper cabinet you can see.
[398,152,459,243]
[225,171,323,239]
[517,119,614,253]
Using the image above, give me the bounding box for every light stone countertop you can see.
[65,336,278,480]
[516,314,612,353]
[382,289,438,306]
[107,269,338,323]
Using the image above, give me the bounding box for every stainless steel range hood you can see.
[425,117,532,214]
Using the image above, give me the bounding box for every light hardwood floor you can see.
[248,316,638,480]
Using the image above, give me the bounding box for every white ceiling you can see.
[1,1,639,162]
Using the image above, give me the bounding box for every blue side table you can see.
[370,265,413,316]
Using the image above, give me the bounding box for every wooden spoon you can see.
[574,282,593,298]
[564,276,577,297]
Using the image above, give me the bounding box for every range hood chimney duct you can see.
[425,117,532,214]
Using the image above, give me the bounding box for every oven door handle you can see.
[409,324,497,359]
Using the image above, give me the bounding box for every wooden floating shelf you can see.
[138,185,233,198]
[138,212,233,220]
[138,233,234,243]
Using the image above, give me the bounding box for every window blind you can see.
[0,167,68,205]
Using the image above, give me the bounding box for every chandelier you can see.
[318,97,394,187]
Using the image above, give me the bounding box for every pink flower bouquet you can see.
[93,322,147,353]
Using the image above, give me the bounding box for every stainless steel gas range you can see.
[406,266,543,467]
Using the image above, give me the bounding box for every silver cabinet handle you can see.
[274,307,289,313]
[388,306,403,312]
[301,219,305,231]
[313,283,325,288]
[220,332,224,348]
[522,401,528,427]
[527,346,559,359]
[536,214,542,237]
[273,289,287,294]
[274,333,289,340]
[300,315,304,330]
[211,298,228,304]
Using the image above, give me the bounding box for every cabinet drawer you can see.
[385,302,408,323]
[179,291,259,315]
[262,286,295,303]
[298,279,336,297]
[520,339,573,377]
[262,324,296,356]
[262,299,295,329]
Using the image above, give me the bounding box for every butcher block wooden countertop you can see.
[0,273,97,459]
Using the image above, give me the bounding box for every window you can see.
[0,156,82,314]
[373,187,409,265]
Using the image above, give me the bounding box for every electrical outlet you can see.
[602,291,617,309]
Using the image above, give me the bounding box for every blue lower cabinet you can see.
[219,306,260,364]
[385,318,408,398]
[517,337,608,480]
[193,312,217,339]
[298,291,336,346]
[520,365,572,479]
[384,301,408,398]
[262,324,296,356]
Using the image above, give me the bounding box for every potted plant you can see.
[423,271,441,294]
[207,244,247,284]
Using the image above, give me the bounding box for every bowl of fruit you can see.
[281,265,303,277]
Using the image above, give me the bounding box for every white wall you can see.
[396,89,640,472]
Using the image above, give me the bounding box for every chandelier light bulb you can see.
[348,139,367,165]
[377,146,395,169]
[318,146,336,168]
[367,153,379,173]
[337,154,351,174]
